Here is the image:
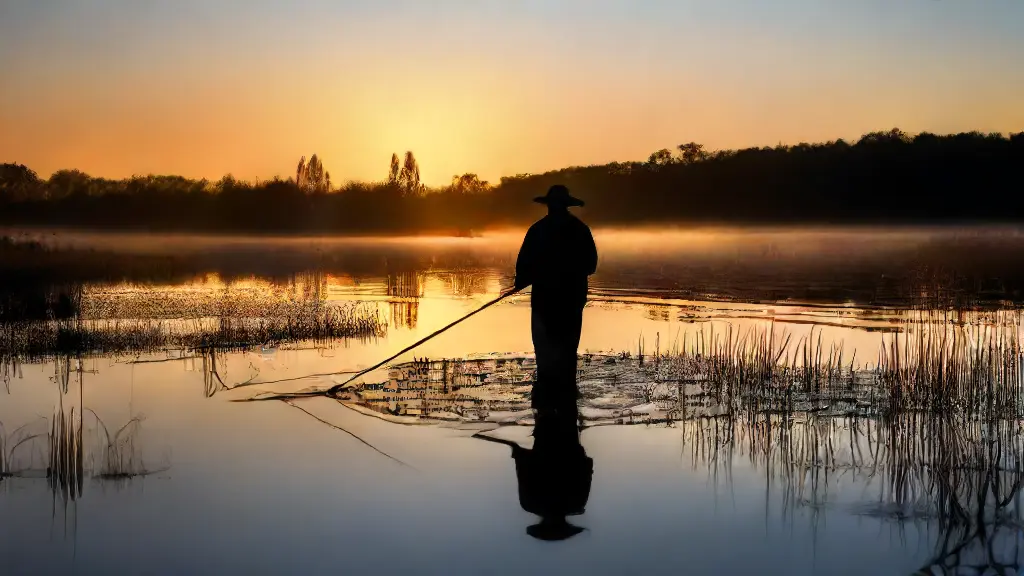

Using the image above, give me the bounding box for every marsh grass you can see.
[876,310,1023,417]
[243,311,1022,420]
[84,409,154,480]
[0,418,46,479]
[43,406,161,500]
[47,407,83,502]
[680,411,1024,572]
[615,310,1023,420]
[632,324,859,417]
[0,300,385,374]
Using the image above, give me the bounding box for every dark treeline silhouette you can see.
[2,129,1023,234]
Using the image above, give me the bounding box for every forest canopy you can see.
[2,129,1023,234]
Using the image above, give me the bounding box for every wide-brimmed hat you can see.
[534,185,584,207]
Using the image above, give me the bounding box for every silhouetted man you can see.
[507,185,597,432]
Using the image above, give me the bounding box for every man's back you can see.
[515,212,597,309]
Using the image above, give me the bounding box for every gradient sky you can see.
[2,0,1022,186]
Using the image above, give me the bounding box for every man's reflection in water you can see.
[516,412,593,541]
[475,412,593,542]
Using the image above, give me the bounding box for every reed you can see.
[300,313,1021,423]
[0,419,46,479]
[622,311,1022,420]
[42,406,158,501]
[86,409,147,480]
[0,300,385,369]
[876,309,1023,417]
[47,407,83,502]
[679,411,1024,572]
[618,325,859,421]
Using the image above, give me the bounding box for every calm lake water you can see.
[3,226,1024,575]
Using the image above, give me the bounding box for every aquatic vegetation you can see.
[680,411,1024,573]
[616,312,1023,421]
[47,407,83,502]
[0,418,46,479]
[264,310,1023,425]
[85,409,150,480]
[876,310,1023,417]
[42,406,163,500]
[0,294,386,370]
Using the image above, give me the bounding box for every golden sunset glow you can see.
[2,1,1022,185]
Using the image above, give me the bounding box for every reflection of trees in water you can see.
[387,271,422,329]
[645,305,671,322]
[384,268,492,329]
[440,270,491,297]
[386,271,424,299]
[294,269,329,307]
[390,301,419,330]
[0,280,83,385]
[0,277,385,375]
[595,235,1024,309]
[681,413,1024,573]
[9,228,1024,309]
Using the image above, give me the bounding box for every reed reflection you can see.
[2,354,166,515]
[681,412,1024,574]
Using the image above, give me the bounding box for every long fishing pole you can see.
[324,287,522,397]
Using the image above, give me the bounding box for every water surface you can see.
[3,226,1024,575]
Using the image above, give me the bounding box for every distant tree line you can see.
[2,129,1023,234]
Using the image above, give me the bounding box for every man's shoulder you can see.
[567,213,592,234]
[526,218,547,235]
[530,213,591,235]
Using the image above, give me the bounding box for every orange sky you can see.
[2,1,1022,186]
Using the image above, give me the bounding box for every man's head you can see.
[533,185,584,213]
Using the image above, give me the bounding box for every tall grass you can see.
[0,301,385,371]
[1,419,45,479]
[85,409,147,479]
[876,310,1023,417]
[47,407,83,502]
[680,411,1024,572]
[614,311,1023,420]
[42,407,155,500]
[632,324,859,417]
[295,312,1022,421]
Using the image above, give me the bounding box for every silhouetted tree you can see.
[647,149,673,167]
[398,151,421,195]
[450,173,490,194]
[2,129,1022,233]
[295,154,331,193]
[47,169,92,200]
[388,153,401,185]
[296,156,306,189]
[0,163,41,203]
[677,142,708,164]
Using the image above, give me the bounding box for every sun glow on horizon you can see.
[2,1,1022,185]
